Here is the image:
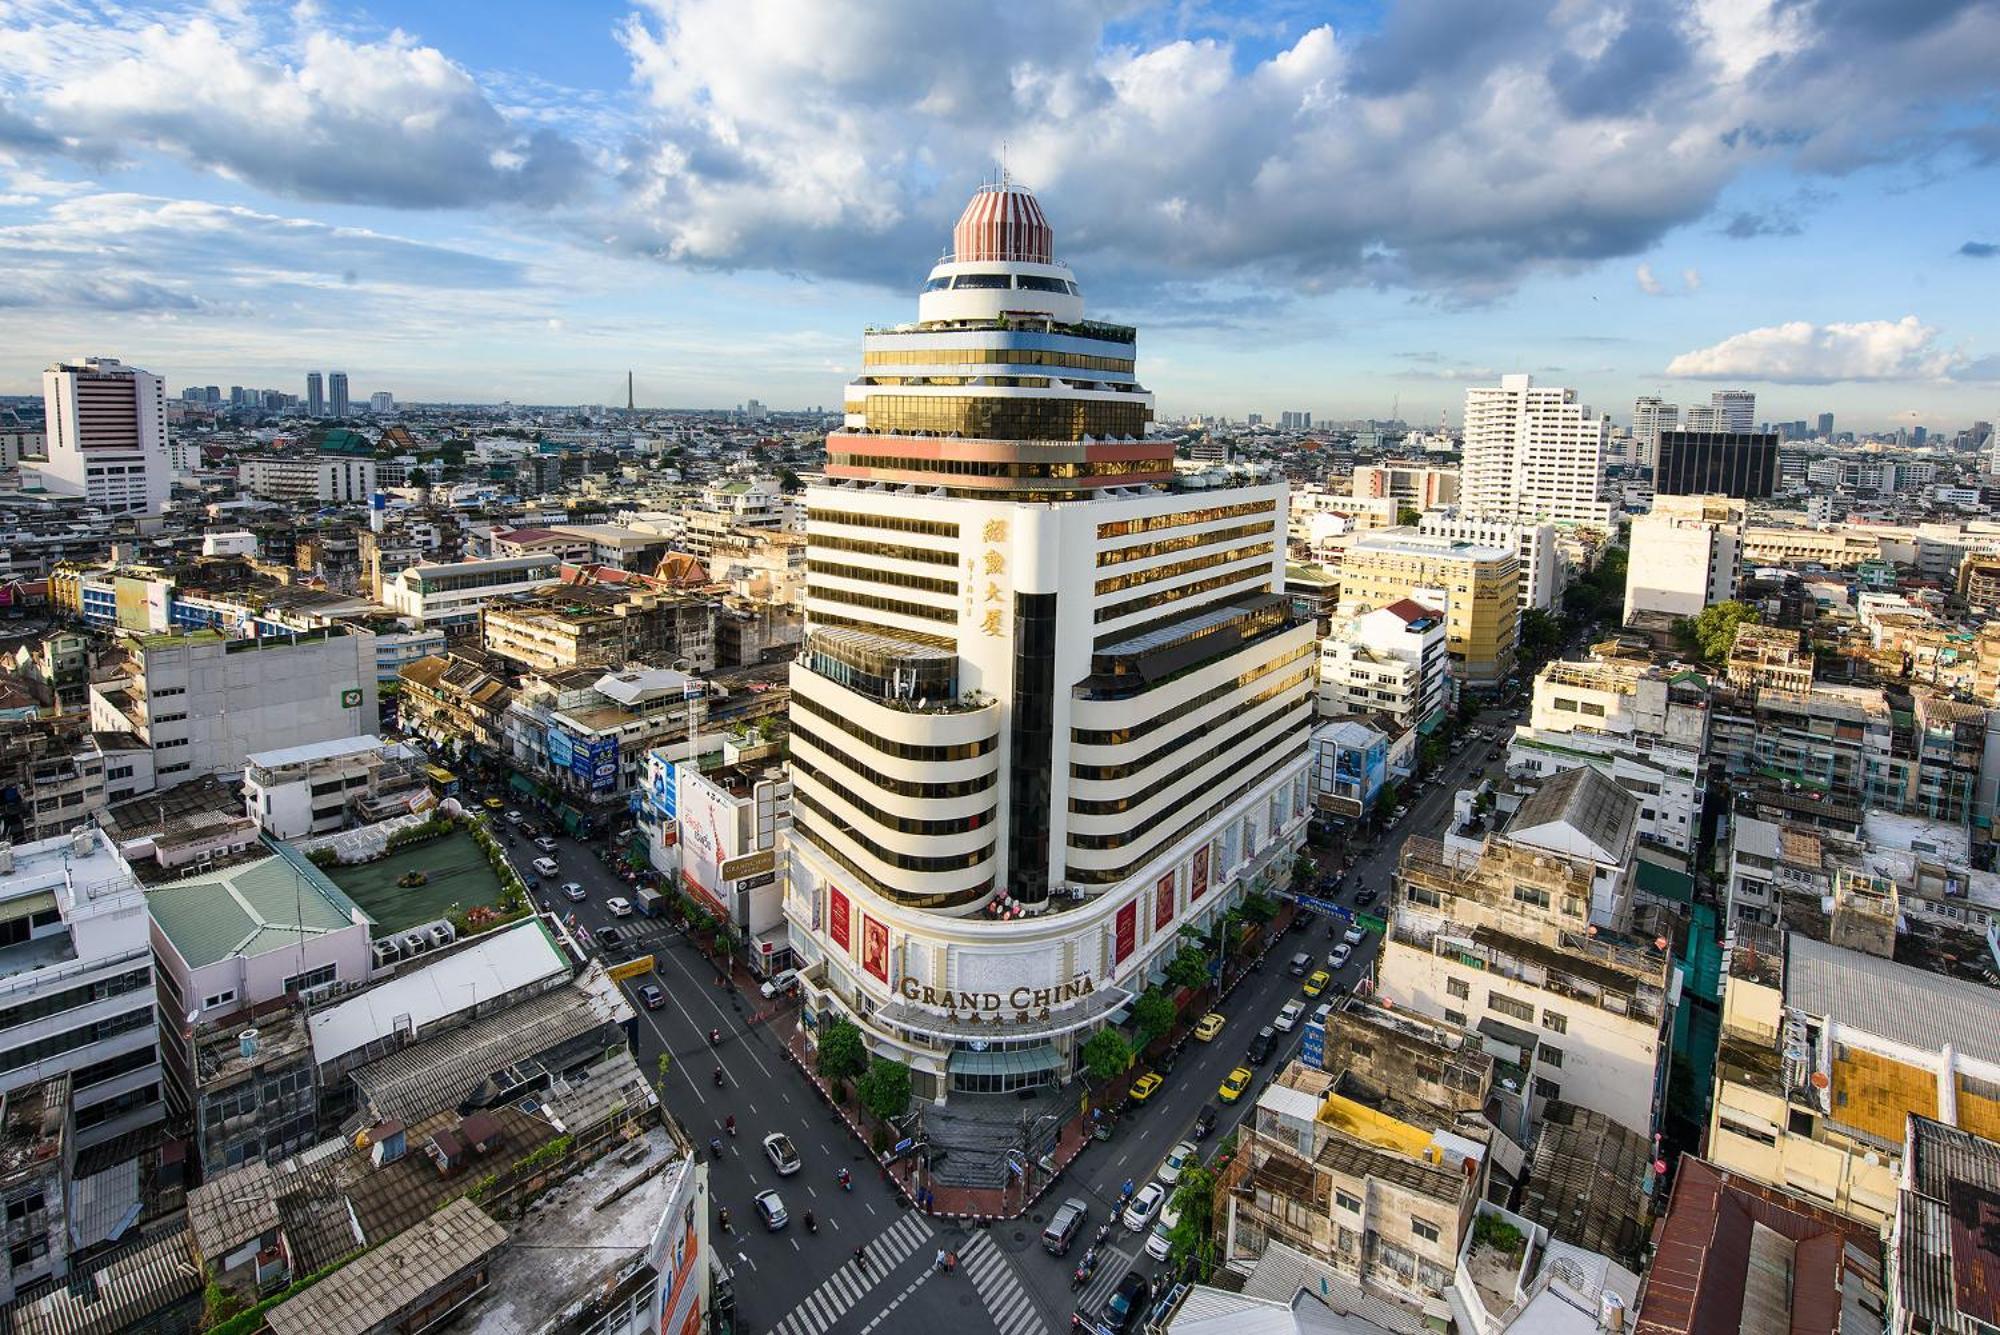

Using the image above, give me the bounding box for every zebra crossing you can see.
[1075,1239,1142,1313]
[959,1230,1052,1335]
[769,1212,936,1335]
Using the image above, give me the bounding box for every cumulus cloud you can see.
[1635,264,1666,295]
[33,17,585,207]
[1682,267,1702,291]
[1962,240,1998,258]
[588,0,2000,300]
[1665,316,1978,383]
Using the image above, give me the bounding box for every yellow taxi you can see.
[482,796,505,810]
[1302,970,1331,998]
[1129,1073,1164,1104]
[1194,1012,1226,1042]
[1218,1067,1253,1103]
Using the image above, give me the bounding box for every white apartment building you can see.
[1317,599,1448,728]
[0,830,163,1149]
[1711,389,1756,433]
[238,453,377,505]
[242,735,425,839]
[1416,511,1564,611]
[1624,494,1745,625]
[785,180,1315,1104]
[39,357,171,514]
[88,627,378,791]
[1383,767,1676,1138]
[1506,657,1711,855]
[0,829,166,1303]
[1632,396,1678,470]
[380,555,565,636]
[1461,375,1612,527]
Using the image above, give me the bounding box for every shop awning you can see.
[508,772,538,798]
[947,1044,1062,1078]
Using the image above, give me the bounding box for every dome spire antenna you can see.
[1000,139,1009,191]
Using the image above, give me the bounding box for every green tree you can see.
[1676,600,1761,663]
[1375,781,1402,818]
[816,1019,869,1082]
[406,466,428,488]
[1165,946,1210,992]
[1396,505,1423,526]
[1238,892,1278,924]
[1518,607,1565,663]
[1081,1028,1134,1081]
[857,1058,912,1121]
[778,468,804,492]
[1419,735,1448,774]
[1166,1165,1217,1274]
[1133,989,1176,1047]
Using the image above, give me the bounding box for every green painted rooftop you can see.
[148,844,370,969]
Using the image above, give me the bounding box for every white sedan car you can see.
[1273,1000,1305,1033]
[1158,1140,1197,1187]
[1123,1181,1166,1233]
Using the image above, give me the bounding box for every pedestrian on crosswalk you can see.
[934,1248,946,1272]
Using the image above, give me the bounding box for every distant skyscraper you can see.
[229,386,245,406]
[1683,404,1722,432]
[1654,429,1777,500]
[328,372,349,417]
[1633,396,1679,469]
[1816,412,1834,438]
[627,370,634,412]
[306,372,324,417]
[369,391,394,414]
[41,356,171,513]
[1461,374,1611,525]
[1711,389,1756,433]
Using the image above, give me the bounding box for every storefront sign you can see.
[721,849,776,881]
[829,887,851,952]
[1154,873,1175,931]
[896,973,1097,1017]
[861,915,889,982]
[1114,901,1136,964]
[1191,847,1210,901]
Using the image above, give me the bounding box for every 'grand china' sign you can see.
[897,974,1096,1026]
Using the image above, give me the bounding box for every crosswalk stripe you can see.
[957,1231,1050,1335]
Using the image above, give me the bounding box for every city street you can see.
[473,705,1519,1333]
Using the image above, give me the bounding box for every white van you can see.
[531,857,560,878]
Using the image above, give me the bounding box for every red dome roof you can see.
[952,183,1052,264]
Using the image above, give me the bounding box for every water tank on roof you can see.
[239,1029,259,1060]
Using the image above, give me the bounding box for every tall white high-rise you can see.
[329,371,350,417]
[781,177,1315,1104]
[305,371,324,417]
[1460,374,1611,526]
[1711,389,1756,433]
[40,356,171,513]
[1632,396,1679,469]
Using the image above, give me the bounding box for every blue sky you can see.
[1,0,1996,430]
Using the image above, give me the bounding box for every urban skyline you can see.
[0,0,1995,428]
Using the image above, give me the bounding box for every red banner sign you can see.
[829,887,851,952]
[1114,902,1137,965]
[1155,874,1175,931]
[861,916,889,983]
[1191,847,1210,901]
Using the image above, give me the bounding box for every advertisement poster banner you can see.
[546,727,575,771]
[1192,847,1210,901]
[1114,902,1137,965]
[1155,874,1175,931]
[829,887,851,952]
[861,915,889,982]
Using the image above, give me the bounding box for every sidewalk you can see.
[776,1024,1095,1222]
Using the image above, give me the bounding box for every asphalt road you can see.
[468,703,1521,1334]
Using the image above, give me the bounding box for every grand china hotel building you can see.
[783,178,1316,1103]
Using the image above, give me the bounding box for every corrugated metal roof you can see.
[1897,1116,2000,1333]
[1783,933,2000,1067]
[1507,765,1638,864]
[11,1222,201,1335]
[350,983,610,1124]
[1238,1241,1430,1334]
[265,1198,507,1335]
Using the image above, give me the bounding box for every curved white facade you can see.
[784,181,1313,1102]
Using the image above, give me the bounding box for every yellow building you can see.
[1338,529,1519,688]
[1707,926,2000,1225]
